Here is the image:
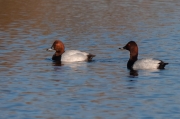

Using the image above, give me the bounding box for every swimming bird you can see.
[119,41,168,70]
[47,40,95,62]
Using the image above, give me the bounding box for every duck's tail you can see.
[158,61,169,69]
[87,54,96,61]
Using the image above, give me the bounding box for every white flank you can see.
[61,50,89,62]
[133,58,161,70]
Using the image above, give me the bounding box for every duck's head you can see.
[121,41,138,52]
[119,41,138,60]
[47,40,65,55]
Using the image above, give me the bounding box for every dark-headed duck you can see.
[120,41,168,70]
[47,40,95,62]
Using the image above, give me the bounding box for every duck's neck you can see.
[127,51,138,69]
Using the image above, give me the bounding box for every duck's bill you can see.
[46,48,54,51]
[119,47,124,50]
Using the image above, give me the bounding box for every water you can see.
[0,0,180,118]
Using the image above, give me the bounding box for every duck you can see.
[47,40,95,62]
[119,41,168,70]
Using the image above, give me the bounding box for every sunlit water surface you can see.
[0,0,180,119]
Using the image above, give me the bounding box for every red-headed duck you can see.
[119,41,168,70]
[47,40,95,62]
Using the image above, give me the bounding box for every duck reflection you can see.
[52,60,89,71]
[129,69,162,77]
[129,70,138,77]
[52,61,63,66]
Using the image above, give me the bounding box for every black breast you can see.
[52,55,61,61]
[127,60,136,70]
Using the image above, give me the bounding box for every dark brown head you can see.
[122,41,138,52]
[120,41,138,57]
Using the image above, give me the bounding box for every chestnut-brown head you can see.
[49,40,65,55]
[47,40,65,61]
